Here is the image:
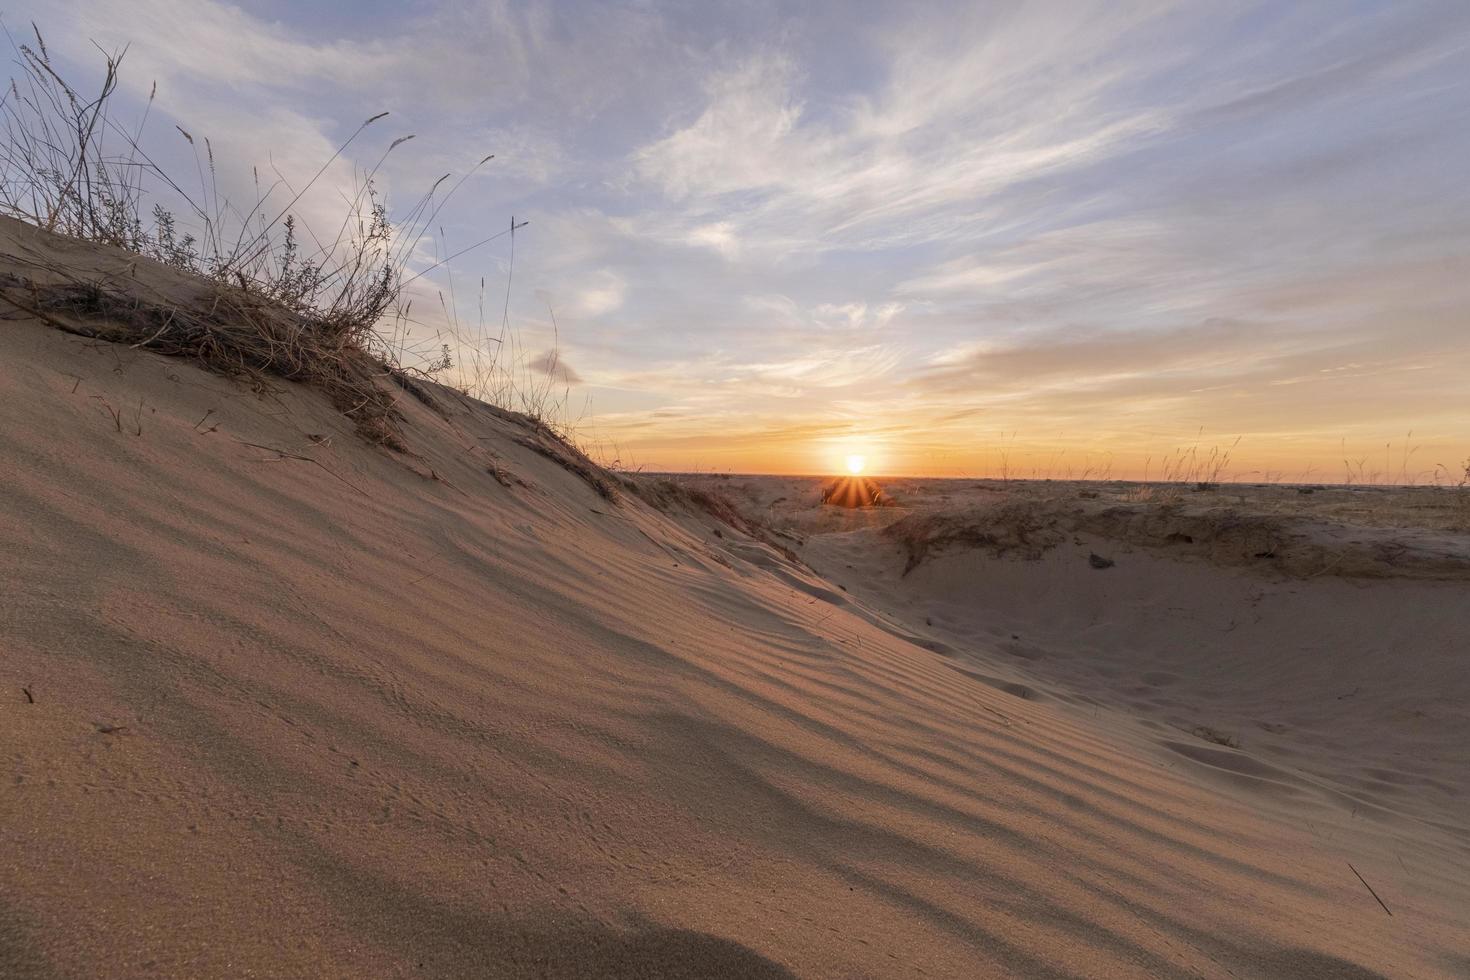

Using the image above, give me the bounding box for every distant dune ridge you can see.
[3,206,1470,978]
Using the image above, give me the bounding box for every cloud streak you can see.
[10,0,1469,476]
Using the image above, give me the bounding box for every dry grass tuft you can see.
[0,31,423,445]
[514,429,618,501]
[631,478,755,534]
[630,476,805,564]
[884,501,1067,574]
[0,25,597,471]
[1190,726,1241,749]
[0,266,406,446]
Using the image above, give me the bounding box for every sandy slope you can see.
[2,268,1468,975]
[810,527,1470,827]
[723,476,1470,837]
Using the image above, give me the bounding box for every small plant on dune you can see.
[0,35,396,345]
[1189,725,1239,749]
[1163,434,1238,488]
[1432,458,1470,490]
[0,25,563,449]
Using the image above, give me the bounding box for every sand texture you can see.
[3,224,1469,977]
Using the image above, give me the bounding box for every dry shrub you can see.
[630,476,804,564]
[0,262,406,447]
[1190,726,1240,749]
[514,429,618,501]
[0,26,553,455]
[0,30,425,446]
[884,501,1067,574]
[0,33,404,324]
[631,478,754,534]
[1076,506,1288,564]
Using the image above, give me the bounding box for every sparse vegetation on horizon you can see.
[966,429,1466,490]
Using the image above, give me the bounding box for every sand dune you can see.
[3,229,1469,976]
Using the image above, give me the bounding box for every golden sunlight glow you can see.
[845,454,866,475]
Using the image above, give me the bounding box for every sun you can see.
[845,454,867,475]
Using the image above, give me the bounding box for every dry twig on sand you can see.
[1347,862,1393,916]
[237,439,368,497]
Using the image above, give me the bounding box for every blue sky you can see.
[17,1,1470,477]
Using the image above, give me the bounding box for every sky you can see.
[14,0,1470,479]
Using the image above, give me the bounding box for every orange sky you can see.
[36,0,1470,481]
[594,423,1469,485]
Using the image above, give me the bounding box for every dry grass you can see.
[630,478,755,534]
[0,266,405,446]
[513,428,618,501]
[629,476,805,564]
[0,30,425,446]
[1189,726,1241,749]
[0,31,405,331]
[0,24,596,467]
[873,486,1470,580]
[983,429,1468,491]
[884,501,1068,574]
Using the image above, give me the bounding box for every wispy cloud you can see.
[527,349,582,385]
[11,0,1469,475]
